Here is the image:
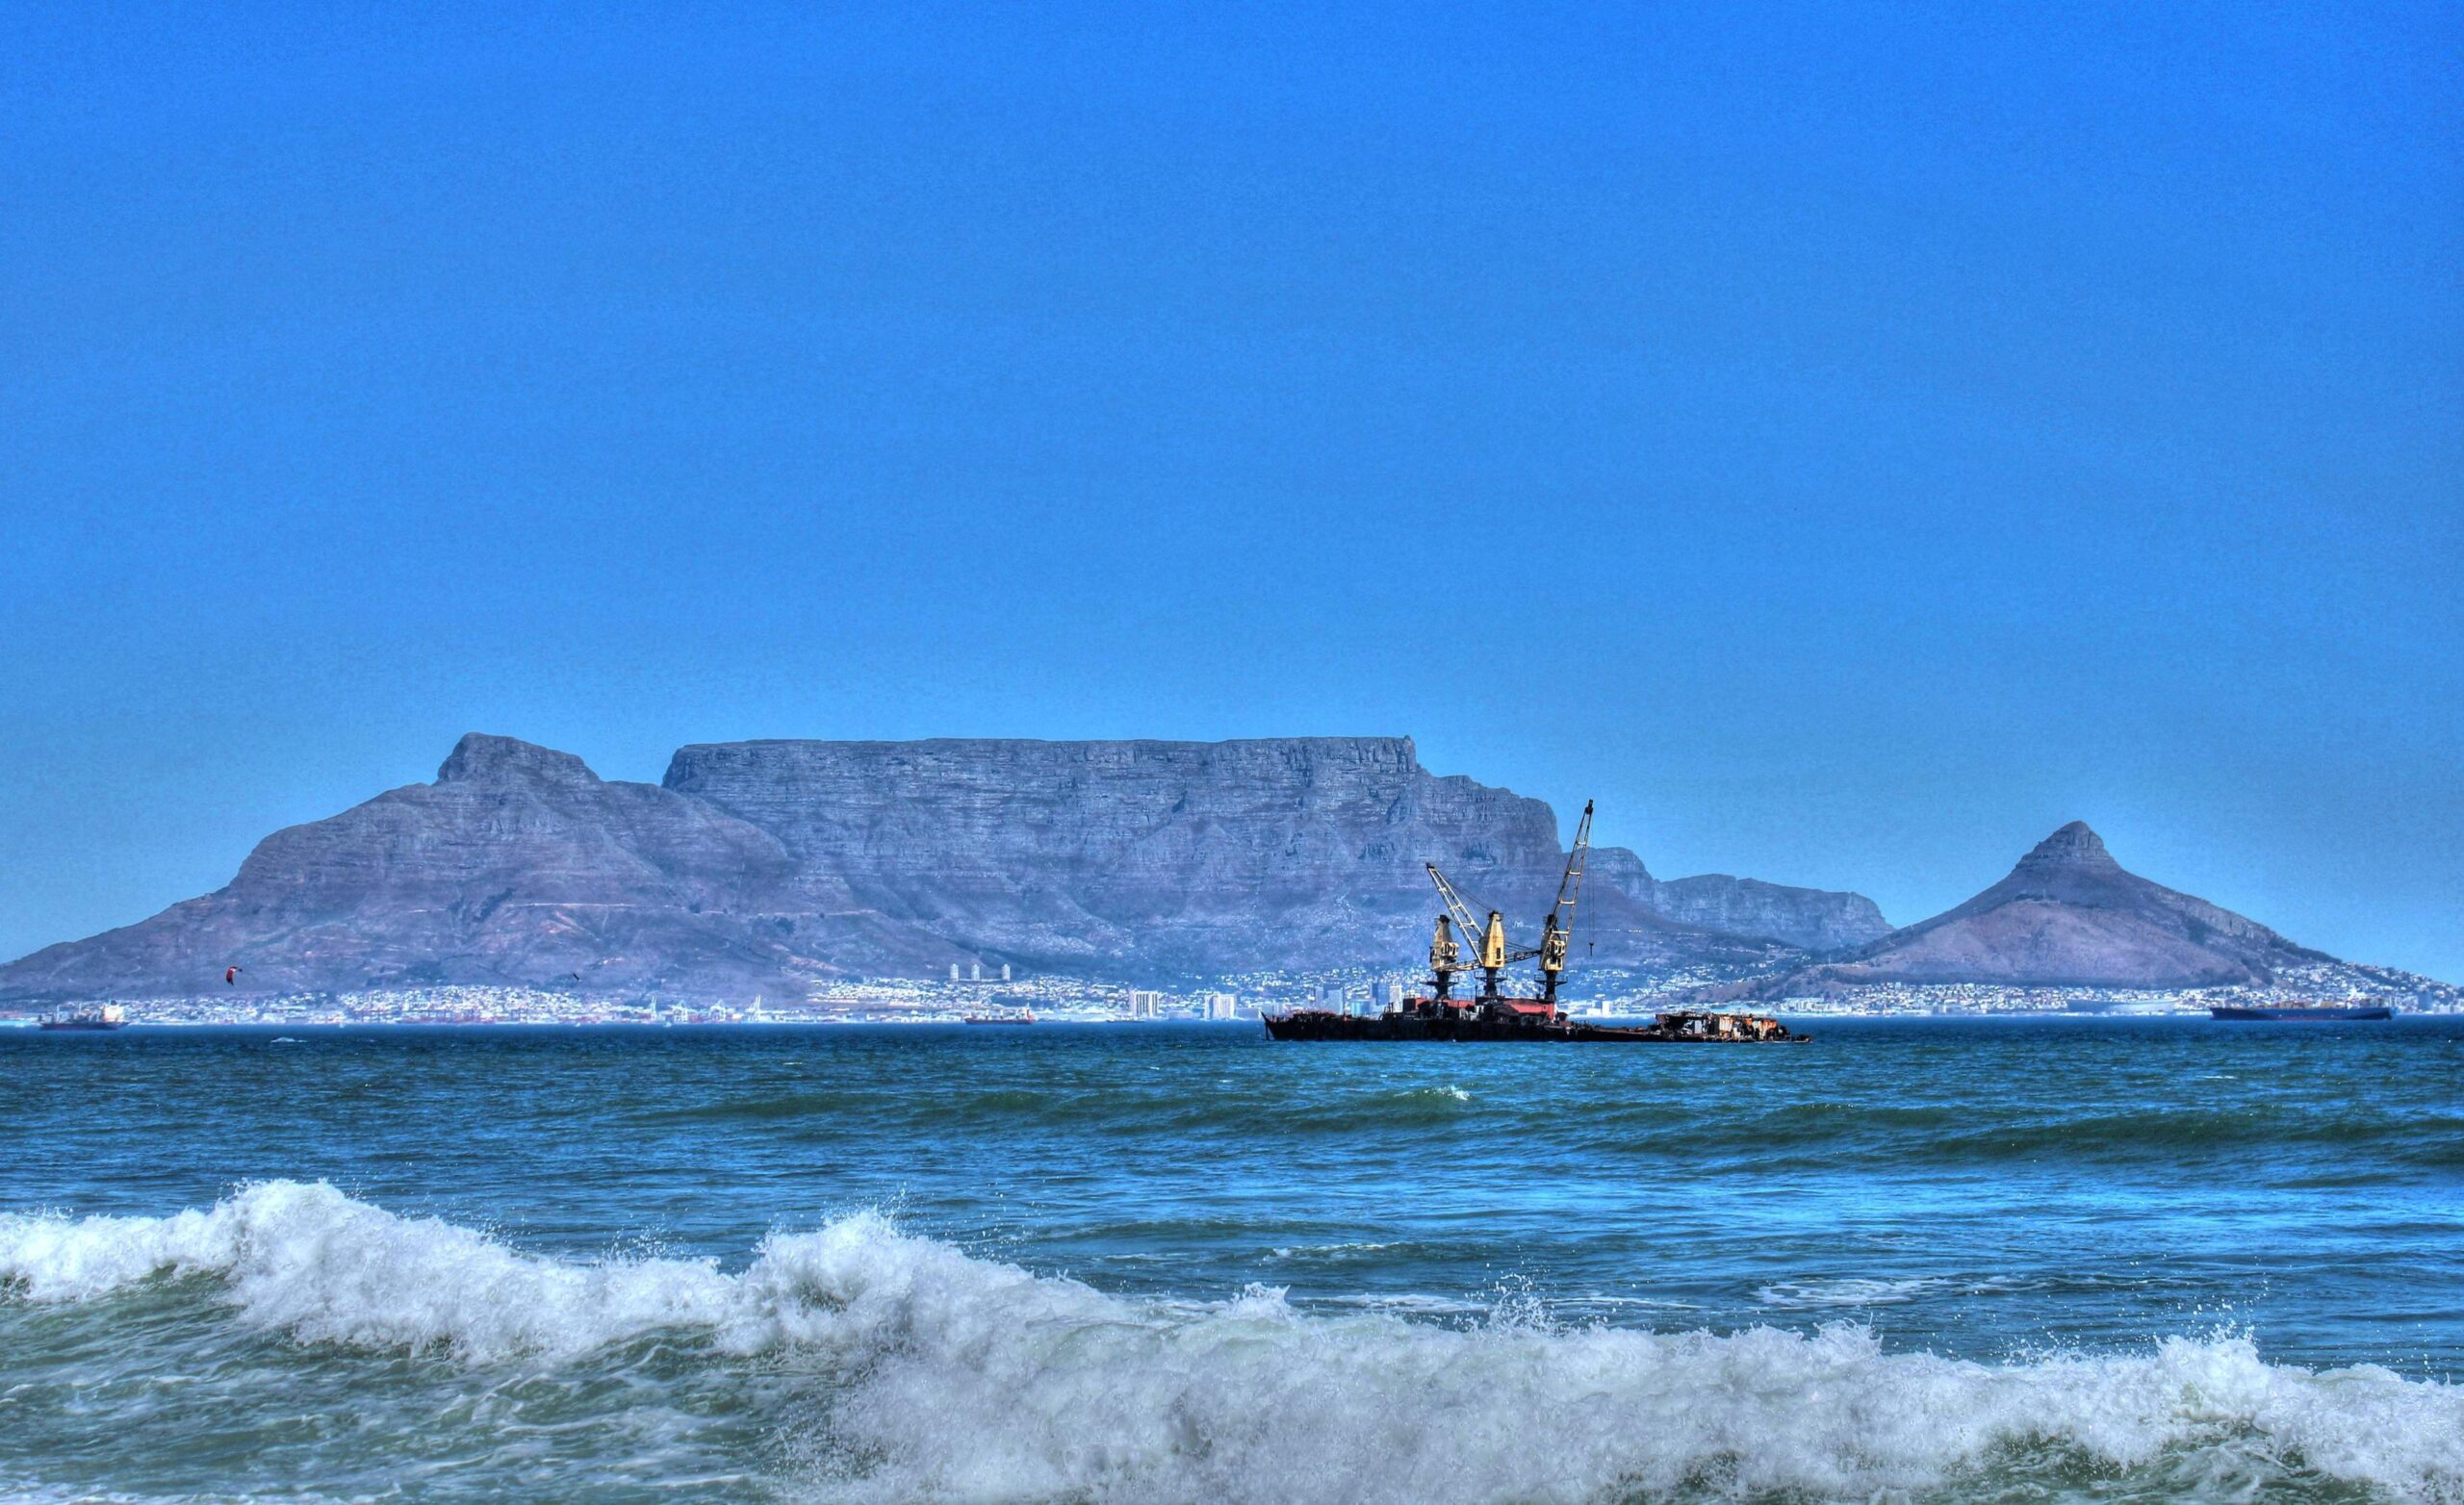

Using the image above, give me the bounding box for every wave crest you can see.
[5,1183,2460,1502]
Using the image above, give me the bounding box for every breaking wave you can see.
[4,1182,2460,1503]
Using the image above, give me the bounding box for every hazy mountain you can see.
[1748,821,2329,993]
[0,732,1887,1000]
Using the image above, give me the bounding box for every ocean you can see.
[1,1016,2457,1503]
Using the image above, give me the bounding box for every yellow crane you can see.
[1424,864,1511,999]
[1425,913,1464,1000]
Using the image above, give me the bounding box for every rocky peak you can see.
[1745,817,2328,995]
[436,733,601,787]
[2015,820,2118,872]
[1587,846,1656,891]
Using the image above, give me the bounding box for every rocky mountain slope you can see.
[0,735,930,1000]
[1586,846,1886,953]
[0,733,1889,1000]
[1743,821,2329,994]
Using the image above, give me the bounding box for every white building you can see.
[1125,990,1163,1019]
[1205,993,1239,1019]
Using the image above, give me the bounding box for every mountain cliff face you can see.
[1751,821,2326,993]
[0,732,1889,999]
[663,737,1553,973]
[1587,846,1888,953]
[661,737,1890,972]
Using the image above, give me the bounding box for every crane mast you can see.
[1426,913,1463,1000]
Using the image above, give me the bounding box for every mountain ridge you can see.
[0,732,1889,1000]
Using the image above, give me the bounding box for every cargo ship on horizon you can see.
[2209,1002,2394,1021]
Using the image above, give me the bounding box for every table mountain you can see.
[0,732,1889,1000]
[1746,820,2328,994]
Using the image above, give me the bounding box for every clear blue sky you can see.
[3,3,2457,979]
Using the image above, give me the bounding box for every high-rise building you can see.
[949,963,961,982]
[1125,990,1163,1019]
[1001,963,1013,982]
[1205,993,1239,1020]
[970,961,983,982]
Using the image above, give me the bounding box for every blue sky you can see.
[3,3,2457,978]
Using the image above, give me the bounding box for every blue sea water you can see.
[0,1016,2457,1502]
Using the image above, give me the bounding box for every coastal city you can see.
[8,957,2451,1028]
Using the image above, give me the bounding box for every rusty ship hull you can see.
[1264,1003,1805,1043]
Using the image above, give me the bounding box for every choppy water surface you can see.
[1,1017,2457,1502]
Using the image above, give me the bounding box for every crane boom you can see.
[1424,863,1486,945]
[1427,863,1512,997]
[1550,801,1595,932]
[1536,801,1594,1005]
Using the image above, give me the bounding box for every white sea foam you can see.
[1268,1239,1401,1260]
[1757,1275,1955,1308]
[4,1182,2460,1503]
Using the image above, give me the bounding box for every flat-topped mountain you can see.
[0,732,1889,1000]
[1747,821,2328,994]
